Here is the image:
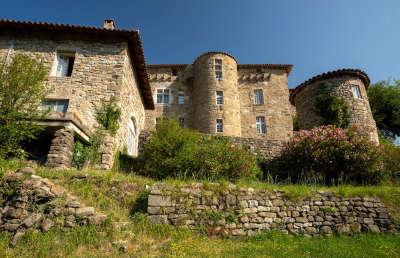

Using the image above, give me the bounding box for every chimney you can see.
[103,19,115,30]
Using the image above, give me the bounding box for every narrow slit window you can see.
[254,89,264,105]
[215,58,222,80]
[256,116,266,134]
[216,91,224,105]
[216,119,223,133]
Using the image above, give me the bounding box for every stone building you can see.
[0,19,154,169]
[0,18,380,169]
[145,52,294,143]
[290,69,379,144]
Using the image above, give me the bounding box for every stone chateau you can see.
[0,19,379,169]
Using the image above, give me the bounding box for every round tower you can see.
[290,69,379,144]
[192,52,241,136]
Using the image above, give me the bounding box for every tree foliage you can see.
[368,80,400,139]
[0,54,48,158]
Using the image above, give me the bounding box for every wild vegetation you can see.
[139,119,260,181]
[0,54,48,158]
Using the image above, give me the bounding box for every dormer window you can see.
[215,58,222,80]
[52,51,75,77]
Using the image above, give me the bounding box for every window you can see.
[179,117,185,128]
[351,85,362,99]
[216,119,223,133]
[52,51,75,77]
[254,89,264,105]
[42,99,69,113]
[172,68,178,76]
[216,91,224,105]
[156,89,170,104]
[127,117,137,156]
[178,92,185,104]
[215,58,222,80]
[256,116,266,134]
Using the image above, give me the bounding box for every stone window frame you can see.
[178,92,185,105]
[214,58,223,81]
[42,99,69,113]
[155,88,171,105]
[253,89,264,105]
[216,91,224,105]
[256,116,266,134]
[216,119,223,133]
[351,84,363,99]
[51,50,76,77]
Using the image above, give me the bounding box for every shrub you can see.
[139,119,260,181]
[263,126,385,185]
[380,136,400,183]
[96,97,121,136]
[0,54,48,158]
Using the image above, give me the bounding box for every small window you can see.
[42,99,69,113]
[179,117,185,128]
[351,85,362,99]
[156,89,170,104]
[178,92,185,105]
[172,68,178,76]
[256,116,266,134]
[216,119,223,133]
[254,89,264,105]
[216,91,224,105]
[52,51,75,77]
[215,58,223,80]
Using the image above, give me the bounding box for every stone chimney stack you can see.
[103,19,115,30]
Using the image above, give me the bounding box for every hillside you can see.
[0,161,399,257]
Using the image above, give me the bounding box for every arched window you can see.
[128,117,137,156]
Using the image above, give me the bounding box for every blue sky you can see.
[2,0,400,87]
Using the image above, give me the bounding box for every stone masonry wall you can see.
[238,68,293,141]
[148,183,396,237]
[46,127,74,169]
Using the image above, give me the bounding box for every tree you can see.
[0,54,48,158]
[368,80,400,139]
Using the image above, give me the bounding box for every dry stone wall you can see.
[0,167,106,246]
[147,183,396,237]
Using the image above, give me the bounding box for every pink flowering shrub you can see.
[264,126,385,185]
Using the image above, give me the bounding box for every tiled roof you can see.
[290,68,370,104]
[0,19,154,109]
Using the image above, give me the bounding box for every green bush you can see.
[139,119,260,181]
[263,126,385,185]
[0,54,48,158]
[96,97,121,136]
[380,136,400,183]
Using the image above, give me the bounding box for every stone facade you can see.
[46,127,74,169]
[291,70,379,144]
[0,19,153,169]
[147,183,396,237]
[146,53,293,140]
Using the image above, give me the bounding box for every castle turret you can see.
[191,52,241,136]
[290,69,379,144]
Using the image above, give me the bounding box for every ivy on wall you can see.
[314,83,350,128]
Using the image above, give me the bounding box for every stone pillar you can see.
[46,127,74,169]
[98,132,115,170]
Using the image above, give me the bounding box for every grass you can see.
[0,160,399,257]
